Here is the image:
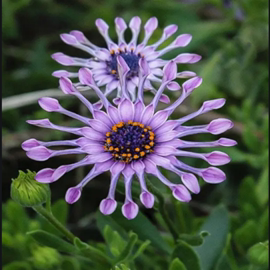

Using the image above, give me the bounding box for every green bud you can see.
[11,170,50,207]
[32,246,61,270]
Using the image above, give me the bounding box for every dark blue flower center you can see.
[104,121,155,163]
[107,49,141,79]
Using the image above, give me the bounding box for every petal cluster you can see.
[23,19,236,220]
[52,16,201,105]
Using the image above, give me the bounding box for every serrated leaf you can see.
[247,241,269,267]
[27,230,77,254]
[169,258,187,270]
[194,205,229,270]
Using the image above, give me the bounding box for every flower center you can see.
[104,121,155,163]
[107,49,142,79]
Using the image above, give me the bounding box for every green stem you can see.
[145,177,179,242]
[33,205,76,243]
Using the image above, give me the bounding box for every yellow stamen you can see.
[149,141,154,147]
[140,151,145,157]
[133,154,139,159]
[145,145,150,149]
[135,147,140,152]
[106,132,111,137]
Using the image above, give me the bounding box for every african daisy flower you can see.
[51,16,201,107]
[22,57,236,220]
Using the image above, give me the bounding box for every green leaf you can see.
[194,205,229,270]
[169,258,187,270]
[96,205,172,254]
[247,241,269,267]
[234,220,259,252]
[3,261,32,270]
[130,240,151,260]
[27,230,77,254]
[256,166,269,206]
[61,257,81,270]
[114,232,138,264]
[4,200,29,233]
[40,199,68,236]
[172,240,201,270]
[214,255,232,270]
[103,225,126,257]
[178,231,210,246]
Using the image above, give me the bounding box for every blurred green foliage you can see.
[2,0,268,269]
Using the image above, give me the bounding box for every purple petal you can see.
[22,139,41,151]
[115,17,127,31]
[202,99,226,113]
[155,120,178,134]
[141,104,154,125]
[70,30,86,43]
[59,77,77,94]
[134,101,145,122]
[108,105,121,124]
[156,131,178,142]
[117,55,130,77]
[80,127,105,141]
[38,97,61,112]
[173,34,192,47]
[93,101,103,110]
[172,185,191,202]
[144,17,158,33]
[131,160,145,172]
[201,167,226,183]
[81,144,105,154]
[119,99,134,122]
[26,146,53,161]
[167,82,181,91]
[160,94,171,104]
[129,16,141,31]
[36,166,67,183]
[51,53,74,66]
[183,76,203,94]
[149,110,169,130]
[181,173,200,194]
[113,97,122,106]
[122,165,135,179]
[177,71,197,78]
[154,146,175,156]
[60,33,79,45]
[122,201,139,220]
[89,119,110,133]
[95,18,109,34]
[164,24,178,38]
[94,158,114,172]
[147,154,171,167]
[175,53,201,64]
[163,60,177,81]
[140,191,155,208]
[110,161,125,175]
[76,137,99,147]
[139,57,150,77]
[65,187,81,204]
[207,119,234,135]
[143,159,158,175]
[52,70,71,78]
[218,138,237,147]
[27,119,51,128]
[204,151,231,166]
[93,110,113,127]
[78,68,95,85]
[99,198,117,215]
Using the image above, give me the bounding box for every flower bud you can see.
[11,170,50,207]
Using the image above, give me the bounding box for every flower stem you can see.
[145,177,179,242]
[33,205,76,243]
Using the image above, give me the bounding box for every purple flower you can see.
[52,17,201,106]
[23,44,236,221]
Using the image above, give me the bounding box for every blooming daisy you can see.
[51,16,201,107]
[22,57,236,220]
